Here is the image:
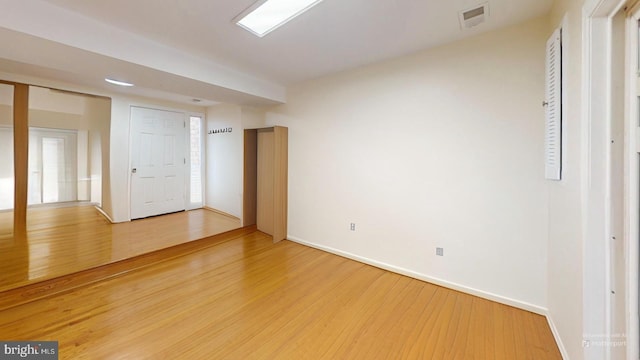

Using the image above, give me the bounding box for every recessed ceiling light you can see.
[236,0,324,37]
[105,78,134,87]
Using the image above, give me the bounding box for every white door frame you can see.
[625,4,640,359]
[584,0,639,359]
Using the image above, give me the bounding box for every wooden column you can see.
[13,84,28,234]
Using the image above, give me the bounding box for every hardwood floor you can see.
[0,231,562,359]
[0,204,240,292]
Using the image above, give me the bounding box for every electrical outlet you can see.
[436,247,444,256]
[350,223,356,231]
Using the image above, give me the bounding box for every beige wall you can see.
[266,17,550,311]
[546,0,588,358]
[204,104,266,218]
[0,105,9,126]
[206,104,243,217]
[29,109,84,130]
[84,96,111,207]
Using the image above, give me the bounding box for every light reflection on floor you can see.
[0,203,240,292]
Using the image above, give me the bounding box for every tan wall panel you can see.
[256,129,274,236]
[243,129,257,226]
[272,126,288,243]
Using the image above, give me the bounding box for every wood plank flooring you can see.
[0,204,240,292]
[0,231,562,359]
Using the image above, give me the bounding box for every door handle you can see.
[132,168,137,174]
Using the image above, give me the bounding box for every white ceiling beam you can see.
[0,0,286,104]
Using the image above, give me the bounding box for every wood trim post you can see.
[13,84,28,234]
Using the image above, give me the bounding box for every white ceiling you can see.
[0,0,553,106]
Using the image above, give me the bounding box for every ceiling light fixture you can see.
[105,78,134,87]
[236,0,324,37]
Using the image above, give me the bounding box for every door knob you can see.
[132,168,137,174]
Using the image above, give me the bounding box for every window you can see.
[188,115,204,208]
[27,129,78,205]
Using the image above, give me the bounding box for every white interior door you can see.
[130,107,186,219]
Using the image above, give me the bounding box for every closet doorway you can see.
[243,126,288,242]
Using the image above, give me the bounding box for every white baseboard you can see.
[286,235,547,315]
[203,206,241,221]
[546,314,570,359]
[94,206,114,223]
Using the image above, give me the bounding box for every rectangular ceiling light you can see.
[236,0,324,37]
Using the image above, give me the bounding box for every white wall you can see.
[266,17,550,311]
[546,0,586,358]
[84,96,111,207]
[0,86,14,211]
[241,107,266,129]
[77,130,89,201]
[0,127,13,210]
[29,86,85,115]
[205,104,243,218]
[204,104,266,218]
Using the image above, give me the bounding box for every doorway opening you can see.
[28,128,78,205]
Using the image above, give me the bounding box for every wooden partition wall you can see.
[243,126,288,243]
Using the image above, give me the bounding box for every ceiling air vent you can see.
[459,3,489,29]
